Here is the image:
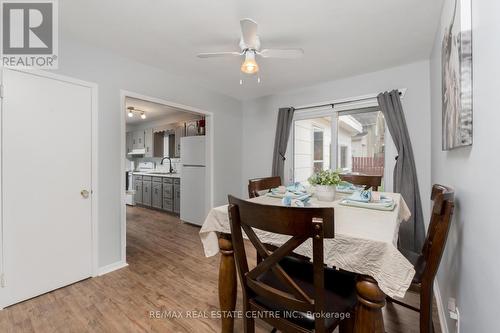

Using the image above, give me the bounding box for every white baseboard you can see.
[434,280,449,333]
[97,260,128,276]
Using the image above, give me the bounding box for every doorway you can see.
[119,91,214,264]
[0,68,98,309]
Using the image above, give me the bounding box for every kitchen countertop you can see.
[132,171,181,179]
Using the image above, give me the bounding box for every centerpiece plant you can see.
[308,169,342,201]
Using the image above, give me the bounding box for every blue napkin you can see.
[282,193,311,207]
[346,190,372,203]
[286,182,306,194]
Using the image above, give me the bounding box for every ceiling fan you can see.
[197,18,304,78]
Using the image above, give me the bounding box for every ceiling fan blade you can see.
[240,18,258,49]
[259,48,304,59]
[196,52,242,58]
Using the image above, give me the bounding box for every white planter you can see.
[315,185,336,202]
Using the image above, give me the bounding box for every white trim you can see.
[434,280,449,333]
[97,261,128,276]
[0,67,100,279]
[119,90,214,264]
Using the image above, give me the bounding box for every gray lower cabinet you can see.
[152,182,163,209]
[142,179,152,206]
[173,179,180,214]
[134,180,143,204]
[133,174,179,213]
[133,175,143,204]
[163,198,173,212]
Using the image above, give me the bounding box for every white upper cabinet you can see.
[144,128,153,157]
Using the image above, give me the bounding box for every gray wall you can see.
[430,0,500,332]
[55,38,242,268]
[241,61,432,221]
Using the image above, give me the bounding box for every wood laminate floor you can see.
[0,206,441,332]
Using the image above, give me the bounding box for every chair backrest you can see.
[248,176,282,198]
[340,174,382,191]
[227,195,334,332]
[420,184,455,284]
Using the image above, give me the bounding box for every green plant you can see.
[308,169,342,186]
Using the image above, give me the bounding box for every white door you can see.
[0,69,94,308]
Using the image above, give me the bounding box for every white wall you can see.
[55,38,242,268]
[430,0,500,332]
[241,61,432,221]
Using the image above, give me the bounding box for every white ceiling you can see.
[125,97,194,124]
[61,0,443,100]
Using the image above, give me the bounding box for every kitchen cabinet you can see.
[185,120,198,136]
[144,128,153,158]
[174,126,185,158]
[132,130,144,149]
[132,174,179,214]
[152,182,163,209]
[142,176,152,206]
[162,178,173,211]
[126,132,133,153]
[173,179,180,214]
[133,175,143,204]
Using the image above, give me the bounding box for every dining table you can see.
[199,191,415,333]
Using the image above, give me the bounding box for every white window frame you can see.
[284,90,405,189]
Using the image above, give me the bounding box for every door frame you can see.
[0,67,100,286]
[119,90,214,264]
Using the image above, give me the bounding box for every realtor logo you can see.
[1,0,58,68]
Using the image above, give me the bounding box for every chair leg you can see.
[420,285,434,333]
[243,302,255,333]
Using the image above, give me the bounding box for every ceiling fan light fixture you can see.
[241,51,259,74]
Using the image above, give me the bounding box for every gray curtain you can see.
[378,90,424,252]
[272,107,295,182]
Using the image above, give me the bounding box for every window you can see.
[293,118,331,183]
[313,129,324,172]
[290,109,386,186]
[340,146,348,169]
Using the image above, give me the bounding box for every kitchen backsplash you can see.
[128,157,182,173]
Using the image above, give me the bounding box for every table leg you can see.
[354,275,386,333]
[218,233,237,333]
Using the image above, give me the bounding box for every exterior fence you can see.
[351,157,384,176]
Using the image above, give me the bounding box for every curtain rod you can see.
[293,90,403,111]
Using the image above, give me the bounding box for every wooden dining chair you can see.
[340,174,382,191]
[228,195,356,333]
[248,176,282,198]
[387,184,455,333]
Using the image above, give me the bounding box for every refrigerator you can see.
[180,136,206,226]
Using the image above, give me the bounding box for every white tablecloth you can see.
[199,192,414,298]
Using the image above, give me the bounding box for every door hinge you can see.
[0,84,4,99]
[0,273,5,288]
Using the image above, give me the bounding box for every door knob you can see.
[81,189,90,198]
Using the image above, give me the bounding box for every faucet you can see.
[160,156,174,173]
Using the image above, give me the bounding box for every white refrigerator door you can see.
[181,136,206,166]
[180,166,206,226]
